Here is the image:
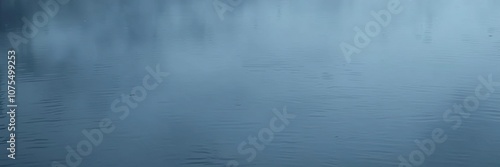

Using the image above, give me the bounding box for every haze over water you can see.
[0,0,499,166]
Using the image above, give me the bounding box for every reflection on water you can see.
[0,0,499,166]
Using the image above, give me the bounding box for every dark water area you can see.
[0,0,500,166]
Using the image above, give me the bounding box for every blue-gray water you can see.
[1,0,500,166]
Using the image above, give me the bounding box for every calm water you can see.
[1,0,500,166]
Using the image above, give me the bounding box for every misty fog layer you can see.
[0,0,499,166]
